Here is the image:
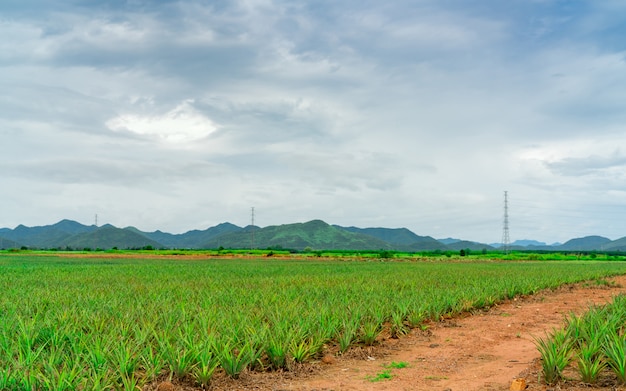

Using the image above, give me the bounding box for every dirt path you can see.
[205,275,626,391]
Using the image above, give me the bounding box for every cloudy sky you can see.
[2,0,626,244]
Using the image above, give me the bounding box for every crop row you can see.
[536,293,626,385]
[0,255,624,390]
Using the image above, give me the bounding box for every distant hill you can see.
[445,240,494,251]
[60,226,162,249]
[513,239,547,247]
[598,236,626,252]
[0,220,243,250]
[51,219,96,235]
[0,236,23,249]
[438,238,461,245]
[1,219,625,252]
[129,222,241,248]
[203,220,392,250]
[336,226,447,251]
[0,220,96,248]
[558,236,612,251]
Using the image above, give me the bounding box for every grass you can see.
[386,361,410,369]
[365,362,409,382]
[366,369,393,382]
[366,360,410,383]
[0,253,624,388]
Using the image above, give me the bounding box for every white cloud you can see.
[106,100,218,144]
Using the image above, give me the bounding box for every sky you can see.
[2,0,626,244]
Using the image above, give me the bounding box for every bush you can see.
[379,251,393,259]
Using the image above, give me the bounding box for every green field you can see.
[0,253,624,390]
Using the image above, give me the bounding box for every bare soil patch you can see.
[175,275,626,391]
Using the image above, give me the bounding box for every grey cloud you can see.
[545,152,626,176]
[2,158,225,186]
[195,97,337,147]
[56,32,256,84]
[1,3,258,82]
[9,0,498,91]
[279,151,413,192]
[0,82,115,133]
[202,149,411,194]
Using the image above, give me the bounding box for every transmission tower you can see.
[94,213,99,251]
[250,207,255,250]
[501,191,510,254]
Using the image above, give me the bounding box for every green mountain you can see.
[51,219,96,235]
[60,226,162,249]
[438,238,461,245]
[0,220,93,248]
[0,237,23,249]
[131,222,241,248]
[2,219,624,252]
[512,239,547,247]
[445,240,494,251]
[558,236,612,251]
[202,220,392,250]
[336,226,447,251]
[600,236,626,252]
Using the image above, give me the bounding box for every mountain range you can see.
[0,219,625,252]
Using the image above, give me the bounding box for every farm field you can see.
[0,252,624,390]
[283,273,626,391]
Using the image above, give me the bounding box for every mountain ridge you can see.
[0,219,623,252]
